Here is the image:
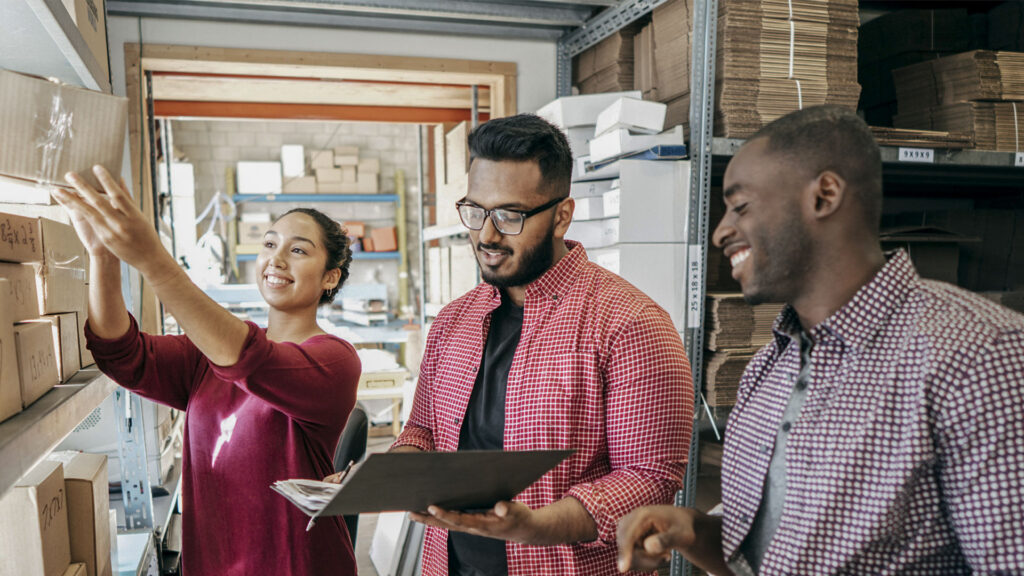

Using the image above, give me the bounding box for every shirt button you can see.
[740,514,751,523]
[781,422,792,433]
[795,380,807,391]
[760,444,770,454]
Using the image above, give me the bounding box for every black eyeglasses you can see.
[455,196,566,236]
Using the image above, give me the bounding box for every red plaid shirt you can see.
[395,242,694,575]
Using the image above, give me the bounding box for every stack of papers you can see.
[869,126,974,149]
[271,479,341,517]
[895,102,1024,151]
[893,51,1024,111]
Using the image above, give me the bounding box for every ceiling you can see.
[107,0,616,40]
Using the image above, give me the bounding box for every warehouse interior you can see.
[2,0,1023,575]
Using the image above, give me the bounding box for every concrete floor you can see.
[354,433,397,575]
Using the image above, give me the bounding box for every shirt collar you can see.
[772,249,918,350]
[484,240,587,304]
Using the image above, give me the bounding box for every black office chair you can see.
[333,404,369,546]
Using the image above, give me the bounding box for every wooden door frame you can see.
[124,43,517,333]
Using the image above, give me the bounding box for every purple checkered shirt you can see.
[722,250,1024,574]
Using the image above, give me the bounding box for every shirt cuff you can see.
[565,482,614,548]
[391,424,434,453]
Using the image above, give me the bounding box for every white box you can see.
[236,162,282,195]
[567,217,619,249]
[537,91,642,128]
[563,126,595,159]
[588,246,620,275]
[589,125,685,163]
[157,163,195,198]
[595,98,668,137]
[281,145,305,178]
[603,188,621,218]
[619,159,691,243]
[570,179,616,199]
[573,196,605,221]
[573,156,621,182]
[619,243,688,330]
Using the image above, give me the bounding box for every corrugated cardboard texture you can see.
[63,453,111,576]
[0,279,23,422]
[14,321,59,407]
[0,71,126,191]
[0,211,43,263]
[0,262,42,321]
[0,460,71,576]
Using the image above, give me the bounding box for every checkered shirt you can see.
[722,250,1024,574]
[395,241,694,575]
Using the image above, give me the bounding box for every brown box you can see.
[282,175,316,194]
[0,262,42,321]
[333,146,359,157]
[25,313,80,383]
[238,220,269,245]
[369,227,398,253]
[357,158,381,174]
[63,564,87,576]
[341,166,357,183]
[59,0,109,78]
[445,122,470,182]
[0,278,23,422]
[60,453,111,576]
[73,308,93,368]
[37,218,88,315]
[0,211,43,263]
[333,155,359,167]
[634,24,657,97]
[0,70,127,192]
[310,150,334,169]
[343,221,366,238]
[361,236,375,252]
[355,171,379,193]
[0,460,71,576]
[14,321,60,407]
[315,168,343,182]
[316,181,346,194]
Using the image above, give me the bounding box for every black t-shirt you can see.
[448,295,523,576]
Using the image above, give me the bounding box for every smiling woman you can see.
[51,167,361,576]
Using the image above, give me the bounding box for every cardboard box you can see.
[341,166,357,183]
[619,159,690,243]
[0,460,71,576]
[369,227,397,253]
[619,243,689,330]
[445,122,470,181]
[562,126,594,160]
[0,262,42,321]
[37,218,88,315]
[49,453,111,576]
[603,188,621,218]
[0,71,127,192]
[566,217,619,249]
[537,91,642,129]
[73,308,93,368]
[343,221,366,238]
[436,178,467,228]
[280,145,305,178]
[595,98,667,137]
[237,213,271,245]
[236,162,282,195]
[634,24,657,97]
[310,150,334,169]
[282,175,316,194]
[333,146,360,157]
[356,171,379,193]
[25,314,80,383]
[316,181,346,194]
[63,564,87,576]
[0,279,23,422]
[15,321,60,406]
[574,196,606,221]
[588,246,621,275]
[315,168,343,182]
[358,158,381,173]
[0,211,43,263]
[570,179,617,199]
[59,0,108,78]
[333,155,359,167]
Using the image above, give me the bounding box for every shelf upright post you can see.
[416,125,427,332]
[114,388,155,530]
[673,0,718,573]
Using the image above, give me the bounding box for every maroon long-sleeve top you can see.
[86,316,360,575]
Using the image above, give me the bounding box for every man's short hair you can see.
[468,114,573,197]
[751,105,883,230]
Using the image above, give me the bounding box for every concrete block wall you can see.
[169,118,425,314]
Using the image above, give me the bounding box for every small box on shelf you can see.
[310,150,334,169]
[282,176,316,194]
[236,162,282,195]
[280,145,305,178]
[0,278,23,423]
[315,168,343,183]
[369,227,397,252]
[24,313,80,383]
[0,460,71,576]
[46,452,112,576]
[14,321,60,407]
[0,211,43,263]
[0,262,42,321]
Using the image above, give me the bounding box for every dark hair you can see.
[467,114,573,197]
[280,208,352,305]
[751,105,883,231]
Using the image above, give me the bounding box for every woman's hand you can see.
[55,165,174,283]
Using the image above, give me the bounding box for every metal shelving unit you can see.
[0,370,118,499]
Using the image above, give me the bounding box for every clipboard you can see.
[273,449,573,522]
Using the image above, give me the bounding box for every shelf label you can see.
[898,147,934,163]
[1016,152,1024,168]
[687,245,705,329]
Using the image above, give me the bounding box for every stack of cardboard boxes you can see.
[573,25,641,95]
[234,144,383,195]
[0,453,112,576]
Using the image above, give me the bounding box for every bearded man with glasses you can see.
[391,113,694,576]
